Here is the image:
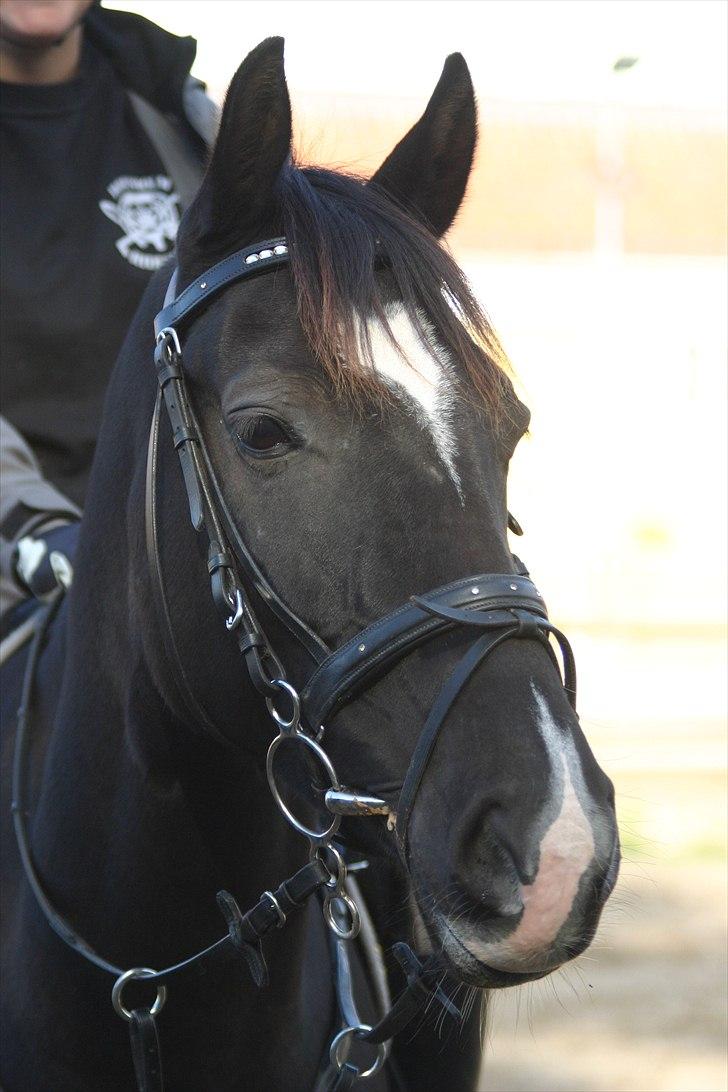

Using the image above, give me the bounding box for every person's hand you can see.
[14,521,79,598]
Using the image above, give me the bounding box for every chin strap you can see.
[361,943,460,1045]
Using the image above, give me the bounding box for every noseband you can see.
[13,236,578,1091]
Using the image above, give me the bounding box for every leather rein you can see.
[12,237,577,1092]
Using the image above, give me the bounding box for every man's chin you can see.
[0,1,90,50]
[1,30,68,49]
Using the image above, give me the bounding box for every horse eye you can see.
[236,414,293,456]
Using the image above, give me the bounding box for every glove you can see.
[14,521,80,599]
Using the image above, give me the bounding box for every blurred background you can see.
[111,3,727,1088]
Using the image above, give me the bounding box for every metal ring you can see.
[324,891,361,940]
[265,679,301,731]
[329,1025,386,1079]
[112,967,167,1023]
[311,843,347,890]
[266,731,341,843]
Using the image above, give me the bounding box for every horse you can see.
[0,37,620,1092]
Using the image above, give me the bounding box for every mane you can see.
[274,161,513,422]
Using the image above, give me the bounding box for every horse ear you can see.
[369,53,476,237]
[179,37,291,264]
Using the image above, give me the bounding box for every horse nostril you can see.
[453,819,526,923]
[483,889,524,919]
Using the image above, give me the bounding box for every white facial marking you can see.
[365,307,463,501]
[452,686,597,973]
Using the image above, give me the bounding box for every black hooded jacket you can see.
[0,4,217,506]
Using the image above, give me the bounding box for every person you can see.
[0,0,218,619]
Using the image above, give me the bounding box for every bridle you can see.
[12,236,578,1092]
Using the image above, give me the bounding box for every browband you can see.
[154,238,289,336]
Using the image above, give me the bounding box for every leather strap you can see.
[126,91,204,213]
[191,411,331,664]
[394,628,516,855]
[154,239,289,335]
[15,650,330,988]
[145,393,223,737]
[150,325,329,708]
[329,1063,360,1091]
[361,943,459,1046]
[129,1008,164,1092]
[301,573,547,731]
[12,594,126,977]
[139,859,330,989]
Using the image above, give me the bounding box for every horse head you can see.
[151,37,619,992]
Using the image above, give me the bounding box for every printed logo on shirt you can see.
[100,175,180,271]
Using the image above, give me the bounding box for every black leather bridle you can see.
[149,236,576,851]
[13,236,578,1092]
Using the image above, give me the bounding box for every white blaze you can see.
[454,686,597,972]
[365,307,463,500]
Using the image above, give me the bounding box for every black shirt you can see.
[0,42,182,506]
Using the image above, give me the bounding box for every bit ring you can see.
[266,730,341,843]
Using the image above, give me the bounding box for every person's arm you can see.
[0,415,80,615]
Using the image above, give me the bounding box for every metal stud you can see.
[199,281,207,289]
[245,254,260,264]
[510,583,518,591]
[258,249,273,259]
[471,587,479,595]
[273,244,288,255]
[358,644,366,652]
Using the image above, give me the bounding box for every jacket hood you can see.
[84,4,197,115]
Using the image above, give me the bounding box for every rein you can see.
[12,237,578,1091]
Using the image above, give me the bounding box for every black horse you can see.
[0,38,619,1092]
